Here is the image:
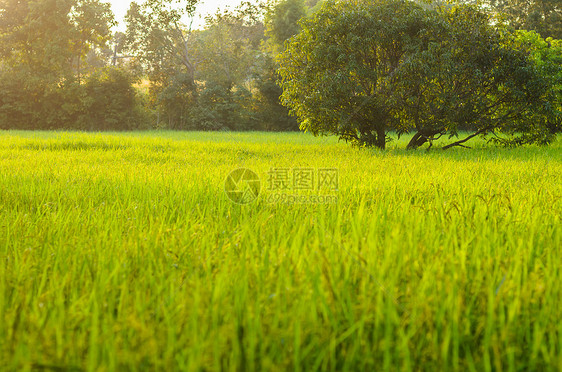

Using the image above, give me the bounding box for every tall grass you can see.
[0,131,561,371]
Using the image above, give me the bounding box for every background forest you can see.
[0,0,560,132]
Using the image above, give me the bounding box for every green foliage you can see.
[70,0,116,81]
[394,4,558,149]
[80,68,149,131]
[189,83,257,131]
[278,0,434,148]
[0,68,148,131]
[0,0,146,131]
[0,0,308,132]
[265,0,306,48]
[125,0,198,86]
[125,0,199,56]
[250,0,309,131]
[155,72,197,129]
[2,0,558,136]
[278,0,559,149]
[253,55,299,131]
[511,30,562,134]
[0,0,114,82]
[0,0,76,81]
[123,0,199,128]
[480,0,562,39]
[0,73,48,130]
[194,2,264,89]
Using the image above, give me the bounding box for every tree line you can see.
[0,0,318,131]
[0,0,560,141]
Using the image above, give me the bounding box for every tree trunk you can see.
[407,130,442,150]
[376,127,386,150]
[407,132,427,149]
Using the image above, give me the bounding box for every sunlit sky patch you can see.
[109,0,252,30]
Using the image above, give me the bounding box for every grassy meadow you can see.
[0,130,561,371]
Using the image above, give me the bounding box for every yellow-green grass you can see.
[0,131,561,371]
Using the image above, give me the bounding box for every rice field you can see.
[0,130,561,371]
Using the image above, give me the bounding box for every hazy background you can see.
[109,0,250,29]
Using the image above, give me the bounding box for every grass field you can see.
[0,130,561,371]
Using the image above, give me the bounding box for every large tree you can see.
[264,0,306,50]
[189,2,266,130]
[0,0,149,130]
[277,0,558,149]
[1,0,74,80]
[125,0,199,85]
[278,0,438,148]
[70,0,115,82]
[0,0,114,80]
[124,0,200,127]
[195,2,265,90]
[0,0,122,130]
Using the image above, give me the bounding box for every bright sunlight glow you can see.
[109,0,253,30]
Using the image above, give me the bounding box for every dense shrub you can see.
[80,68,148,131]
[187,83,258,131]
[154,72,197,130]
[0,68,148,131]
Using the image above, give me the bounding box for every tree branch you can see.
[442,126,491,150]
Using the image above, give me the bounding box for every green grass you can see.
[0,130,561,371]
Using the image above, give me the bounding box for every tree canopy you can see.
[277,0,561,149]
